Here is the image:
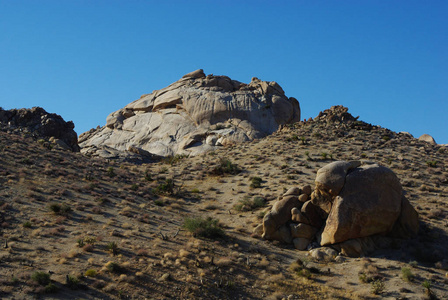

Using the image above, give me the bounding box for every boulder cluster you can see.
[79,69,300,160]
[0,106,79,151]
[256,160,419,257]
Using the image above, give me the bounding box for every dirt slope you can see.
[1,106,447,299]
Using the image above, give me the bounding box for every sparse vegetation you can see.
[426,160,438,168]
[107,166,116,177]
[249,176,262,188]
[210,157,240,175]
[107,242,119,256]
[31,271,51,286]
[401,267,414,282]
[163,154,187,165]
[183,216,225,239]
[234,195,266,211]
[371,279,385,295]
[85,269,97,277]
[49,203,72,215]
[106,261,123,273]
[66,275,80,289]
[154,178,175,195]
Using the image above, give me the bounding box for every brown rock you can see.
[262,196,300,240]
[301,201,325,229]
[389,195,419,239]
[298,194,308,202]
[302,185,312,196]
[320,163,402,245]
[283,187,301,197]
[418,134,436,144]
[290,223,318,239]
[293,237,311,250]
[315,160,361,196]
[291,207,310,224]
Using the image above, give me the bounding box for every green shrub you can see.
[234,196,266,211]
[49,203,72,215]
[144,170,153,181]
[210,158,240,176]
[183,217,225,239]
[66,275,80,289]
[401,267,414,282]
[249,177,262,188]
[154,199,164,206]
[45,282,58,293]
[106,262,122,273]
[31,271,51,286]
[154,179,174,195]
[426,160,438,168]
[107,167,116,178]
[107,242,119,256]
[371,280,385,295]
[85,269,97,277]
[23,221,32,228]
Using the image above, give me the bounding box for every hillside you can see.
[0,106,447,299]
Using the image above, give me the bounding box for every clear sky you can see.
[1,1,447,144]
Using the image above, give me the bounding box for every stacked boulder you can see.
[257,160,419,257]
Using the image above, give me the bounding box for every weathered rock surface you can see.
[0,106,79,151]
[79,69,300,158]
[259,160,419,257]
[319,163,404,245]
[418,133,436,144]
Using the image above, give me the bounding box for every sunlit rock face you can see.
[79,69,300,159]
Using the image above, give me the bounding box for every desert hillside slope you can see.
[0,106,447,299]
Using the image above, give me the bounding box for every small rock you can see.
[334,255,346,263]
[159,273,171,281]
[302,185,312,196]
[284,187,301,196]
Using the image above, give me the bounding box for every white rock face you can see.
[79,69,300,158]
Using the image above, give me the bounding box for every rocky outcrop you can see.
[256,160,419,257]
[0,107,79,151]
[79,69,300,158]
[418,134,436,145]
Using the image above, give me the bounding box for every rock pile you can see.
[255,160,419,257]
[79,69,300,159]
[0,106,79,151]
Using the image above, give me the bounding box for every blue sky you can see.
[1,1,447,144]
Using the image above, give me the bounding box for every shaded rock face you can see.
[79,69,300,158]
[0,107,79,151]
[258,161,419,257]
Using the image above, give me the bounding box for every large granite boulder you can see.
[258,161,419,257]
[319,163,404,245]
[0,107,79,151]
[79,69,300,158]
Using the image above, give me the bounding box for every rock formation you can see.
[418,133,437,145]
[256,160,419,257]
[0,106,79,151]
[79,69,300,159]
